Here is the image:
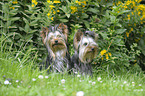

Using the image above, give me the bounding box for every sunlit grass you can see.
[0,50,145,96]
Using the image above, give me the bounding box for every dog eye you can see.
[57,35,61,37]
[84,43,88,46]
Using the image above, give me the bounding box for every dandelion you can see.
[97,77,101,81]
[76,91,84,96]
[32,78,36,81]
[38,75,43,79]
[61,79,65,84]
[100,50,107,56]
[4,80,10,85]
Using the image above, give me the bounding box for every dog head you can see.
[73,30,99,63]
[40,23,69,58]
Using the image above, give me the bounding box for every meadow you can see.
[0,0,145,96]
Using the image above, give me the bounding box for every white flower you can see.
[38,75,43,79]
[139,84,142,86]
[100,81,103,83]
[92,82,96,85]
[4,80,10,85]
[16,80,19,83]
[89,81,92,83]
[79,80,82,82]
[32,78,36,81]
[74,72,78,74]
[77,75,81,78]
[132,82,135,86]
[113,80,116,83]
[61,79,65,84]
[97,77,101,81]
[45,76,48,78]
[123,81,127,84]
[76,91,84,96]
[17,86,20,88]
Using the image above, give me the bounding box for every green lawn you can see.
[0,51,145,96]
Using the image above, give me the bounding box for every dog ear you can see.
[94,33,99,42]
[58,23,68,41]
[73,29,84,50]
[40,27,49,44]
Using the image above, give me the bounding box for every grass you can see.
[0,49,145,96]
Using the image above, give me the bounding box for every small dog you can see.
[40,23,71,73]
[72,30,99,75]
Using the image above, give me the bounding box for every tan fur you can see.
[73,30,83,51]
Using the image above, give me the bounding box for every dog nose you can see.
[55,40,58,43]
[91,48,94,51]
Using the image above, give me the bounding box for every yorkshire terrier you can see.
[40,23,71,73]
[72,30,99,75]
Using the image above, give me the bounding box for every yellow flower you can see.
[108,53,112,56]
[57,10,60,12]
[100,50,107,56]
[12,1,18,4]
[70,6,77,13]
[82,1,86,5]
[130,28,133,32]
[51,17,54,20]
[76,1,81,5]
[50,5,55,8]
[47,13,51,17]
[34,2,38,5]
[53,0,61,3]
[106,54,109,60]
[126,32,129,37]
[47,0,51,3]
[53,10,56,14]
[127,14,130,20]
[32,4,35,7]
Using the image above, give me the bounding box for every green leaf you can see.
[81,13,88,19]
[87,8,99,13]
[116,29,126,34]
[10,17,20,21]
[66,14,70,18]
[59,19,68,22]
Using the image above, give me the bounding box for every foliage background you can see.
[0,0,145,73]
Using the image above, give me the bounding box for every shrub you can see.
[0,0,145,73]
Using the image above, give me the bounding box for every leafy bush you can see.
[0,0,145,73]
